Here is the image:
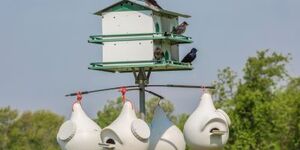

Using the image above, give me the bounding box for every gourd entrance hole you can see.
[106,138,116,145]
[210,128,220,133]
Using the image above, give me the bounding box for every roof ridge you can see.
[94,0,191,18]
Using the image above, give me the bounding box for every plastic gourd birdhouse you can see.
[99,101,150,150]
[149,106,186,150]
[57,102,102,150]
[183,93,231,150]
[88,0,194,73]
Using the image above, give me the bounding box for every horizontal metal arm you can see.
[65,84,215,97]
[147,84,215,89]
[127,88,165,100]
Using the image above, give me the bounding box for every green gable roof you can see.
[94,0,191,18]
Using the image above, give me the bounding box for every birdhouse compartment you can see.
[102,11,155,35]
[155,13,178,33]
[103,40,154,63]
[153,40,179,61]
[102,40,179,63]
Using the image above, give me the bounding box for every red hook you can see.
[119,87,127,104]
[72,91,83,111]
[76,91,83,102]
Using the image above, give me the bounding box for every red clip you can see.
[72,92,83,111]
[76,91,83,102]
[119,87,127,104]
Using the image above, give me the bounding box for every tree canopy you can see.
[213,50,299,150]
[0,109,63,150]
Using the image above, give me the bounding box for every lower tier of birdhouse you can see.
[88,60,193,73]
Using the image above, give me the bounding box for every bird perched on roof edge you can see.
[172,21,189,35]
[181,48,198,64]
[146,0,163,9]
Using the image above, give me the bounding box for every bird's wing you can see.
[181,53,192,62]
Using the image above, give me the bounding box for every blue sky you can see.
[0,0,299,118]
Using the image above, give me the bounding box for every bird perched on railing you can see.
[172,21,189,35]
[181,48,198,64]
[154,47,164,61]
[146,0,162,9]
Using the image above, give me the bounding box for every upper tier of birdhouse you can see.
[88,0,194,73]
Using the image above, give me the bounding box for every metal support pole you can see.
[139,78,146,120]
[133,68,151,120]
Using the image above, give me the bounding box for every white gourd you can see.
[57,102,102,150]
[149,106,186,150]
[99,101,150,150]
[183,93,231,150]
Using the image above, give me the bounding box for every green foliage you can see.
[0,107,18,150]
[214,49,300,150]
[271,78,300,149]
[7,110,64,150]
[212,67,237,102]
[145,97,176,123]
[96,97,124,128]
[175,113,189,131]
[231,50,289,149]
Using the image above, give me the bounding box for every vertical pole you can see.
[138,68,146,120]
[139,77,146,120]
[133,67,150,121]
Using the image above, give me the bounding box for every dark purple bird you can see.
[146,0,162,9]
[172,21,189,35]
[181,48,198,63]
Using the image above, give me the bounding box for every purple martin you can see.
[172,21,189,35]
[181,48,198,64]
[154,47,164,60]
[146,0,162,9]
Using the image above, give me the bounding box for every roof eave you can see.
[159,10,191,18]
[94,0,191,18]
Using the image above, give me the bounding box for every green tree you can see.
[175,113,189,131]
[7,110,64,150]
[213,49,291,149]
[0,107,18,150]
[145,97,176,123]
[96,97,124,128]
[212,67,238,102]
[272,78,300,149]
[232,50,289,149]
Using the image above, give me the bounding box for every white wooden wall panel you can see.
[161,16,178,33]
[102,11,154,35]
[161,17,171,33]
[103,40,154,62]
[171,45,179,61]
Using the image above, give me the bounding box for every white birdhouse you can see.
[183,93,231,150]
[149,106,186,150]
[99,101,150,150]
[57,102,102,150]
[89,0,193,73]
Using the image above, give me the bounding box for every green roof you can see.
[94,0,191,18]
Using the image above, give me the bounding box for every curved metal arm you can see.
[65,84,215,97]
[65,85,139,97]
[126,88,165,100]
